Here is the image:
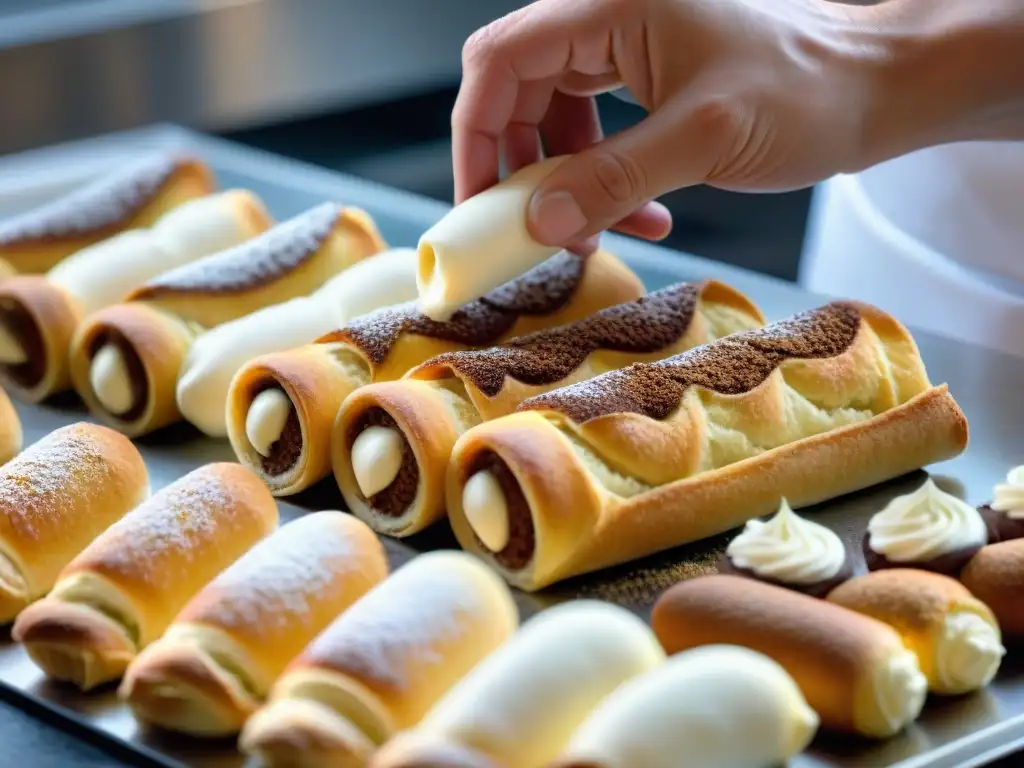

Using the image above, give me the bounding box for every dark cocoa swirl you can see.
[0,154,185,246]
[130,203,341,298]
[415,282,703,397]
[321,250,587,366]
[517,302,863,424]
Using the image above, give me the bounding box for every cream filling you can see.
[934,612,1005,694]
[350,426,405,499]
[0,321,26,365]
[246,389,292,457]
[991,465,1024,518]
[462,470,510,553]
[869,649,928,737]
[90,344,134,415]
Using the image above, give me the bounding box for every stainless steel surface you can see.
[0,0,525,154]
[0,125,1021,768]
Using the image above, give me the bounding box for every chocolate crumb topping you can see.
[518,302,863,423]
[131,203,342,298]
[348,408,419,516]
[0,155,184,246]
[260,389,303,477]
[418,282,703,397]
[323,251,587,365]
[87,330,148,422]
[468,451,535,570]
[0,299,45,389]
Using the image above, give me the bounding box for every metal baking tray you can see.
[0,125,1022,768]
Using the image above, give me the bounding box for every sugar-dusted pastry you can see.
[70,203,386,437]
[229,249,643,496]
[978,466,1024,543]
[0,423,149,623]
[827,569,1004,696]
[417,157,566,321]
[12,463,277,690]
[120,511,388,736]
[549,645,819,768]
[177,247,419,438]
[0,188,271,403]
[239,550,518,767]
[651,574,928,738]
[863,478,988,576]
[718,498,853,597]
[447,302,969,592]
[0,386,21,465]
[335,280,763,538]
[0,153,214,276]
[961,539,1024,637]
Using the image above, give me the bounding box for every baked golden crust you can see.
[961,540,1024,637]
[446,302,969,591]
[0,386,21,465]
[333,280,764,537]
[228,249,644,496]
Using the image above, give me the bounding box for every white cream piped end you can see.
[351,425,405,499]
[246,389,292,457]
[935,611,1005,695]
[0,321,26,364]
[463,470,510,553]
[90,344,134,415]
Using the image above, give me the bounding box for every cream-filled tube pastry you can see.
[369,600,664,768]
[417,157,566,321]
[177,247,419,438]
[12,463,278,690]
[229,249,643,496]
[0,153,214,276]
[0,387,21,465]
[0,423,149,623]
[0,187,270,403]
[70,204,386,437]
[336,280,763,538]
[120,512,388,736]
[447,301,969,592]
[239,550,518,768]
[550,645,818,768]
[651,574,928,738]
[979,466,1024,543]
[827,569,1004,696]
[863,478,988,575]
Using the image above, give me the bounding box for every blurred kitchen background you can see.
[0,0,811,282]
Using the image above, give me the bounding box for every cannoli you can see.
[549,645,819,768]
[417,157,566,321]
[335,280,763,537]
[651,574,928,738]
[718,498,853,597]
[69,203,386,437]
[0,188,271,403]
[827,569,1004,695]
[961,539,1024,637]
[177,247,419,438]
[447,301,969,591]
[978,466,1024,543]
[0,423,149,623]
[0,386,21,465]
[12,463,278,690]
[368,600,664,768]
[120,511,388,736]
[239,550,518,767]
[228,248,643,496]
[0,153,214,276]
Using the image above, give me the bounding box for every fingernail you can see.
[529,190,588,245]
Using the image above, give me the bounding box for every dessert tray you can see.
[0,125,1023,768]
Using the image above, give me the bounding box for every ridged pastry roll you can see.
[0,186,270,403]
[447,301,969,591]
[335,280,763,538]
[369,600,664,768]
[652,574,929,738]
[120,511,389,736]
[177,247,419,438]
[69,203,385,437]
[239,550,518,768]
[549,645,819,768]
[0,387,21,465]
[228,248,643,496]
[0,153,213,276]
[961,539,1024,637]
[12,463,278,690]
[417,157,565,321]
[0,423,149,623]
[827,569,1004,696]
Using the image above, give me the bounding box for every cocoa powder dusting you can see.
[519,302,862,423]
[349,408,419,516]
[417,282,702,397]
